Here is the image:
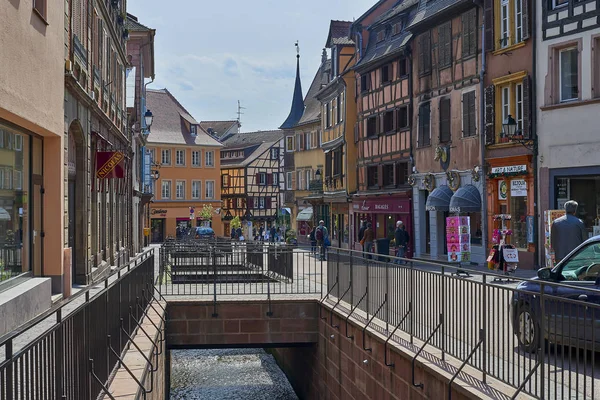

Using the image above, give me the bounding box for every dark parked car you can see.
[195,226,215,239]
[511,235,600,353]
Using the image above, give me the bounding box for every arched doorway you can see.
[67,120,87,284]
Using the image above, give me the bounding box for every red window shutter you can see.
[248,197,254,209]
[266,198,272,209]
[267,173,273,185]
[256,173,260,185]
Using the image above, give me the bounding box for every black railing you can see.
[0,248,157,400]
[0,247,23,283]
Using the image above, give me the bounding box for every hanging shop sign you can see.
[510,179,527,197]
[489,165,527,179]
[352,198,410,213]
[96,151,125,179]
[151,209,168,216]
[498,181,508,200]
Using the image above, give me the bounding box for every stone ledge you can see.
[0,278,51,337]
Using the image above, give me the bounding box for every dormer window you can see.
[376,31,385,43]
[392,22,402,36]
[190,125,197,135]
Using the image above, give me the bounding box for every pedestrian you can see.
[259,226,264,241]
[315,220,329,261]
[551,200,587,263]
[309,226,317,255]
[231,227,236,240]
[236,226,243,241]
[270,225,277,243]
[358,220,367,255]
[394,221,408,264]
[363,223,375,259]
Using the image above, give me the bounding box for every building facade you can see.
[220,131,284,238]
[351,0,417,253]
[64,0,133,286]
[146,89,223,241]
[536,0,600,264]
[125,13,155,252]
[315,20,358,248]
[483,0,536,267]
[409,0,486,264]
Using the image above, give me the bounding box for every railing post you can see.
[539,282,545,400]
[385,260,390,333]
[409,260,414,344]
[6,339,13,400]
[212,245,218,317]
[441,265,445,361]
[336,247,340,299]
[55,309,64,400]
[349,249,354,308]
[482,273,487,383]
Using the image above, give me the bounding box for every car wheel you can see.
[516,304,540,353]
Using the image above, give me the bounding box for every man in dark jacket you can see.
[270,225,277,243]
[394,221,408,264]
[551,200,587,262]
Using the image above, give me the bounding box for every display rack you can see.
[487,214,518,281]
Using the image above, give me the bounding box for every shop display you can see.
[487,214,518,276]
[447,216,470,263]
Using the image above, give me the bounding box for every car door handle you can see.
[578,294,588,301]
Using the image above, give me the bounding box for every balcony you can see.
[324,176,343,191]
[309,179,323,193]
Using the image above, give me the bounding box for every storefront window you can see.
[0,127,30,281]
[510,195,528,248]
[467,212,482,245]
[555,176,600,239]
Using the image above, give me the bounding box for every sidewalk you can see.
[411,256,539,279]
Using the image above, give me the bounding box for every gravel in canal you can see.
[170,349,299,400]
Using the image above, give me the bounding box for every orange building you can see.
[146,89,223,241]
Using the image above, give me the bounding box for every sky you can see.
[127,0,370,132]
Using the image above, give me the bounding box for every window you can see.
[259,173,267,186]
[273,173,279,186]
[286,172,293,190]
[14,134,23,151]
[502,86,510,128]
[396,163,409,185]
[296,133,304,151]
[397,106,409,130]
[361,74,371,93]
[176,149,185,166]
[161,180,171,199]
[148,149,155,163]
[192,181,201,199]
[305,170,312,189]
[271,147,279,160]
[383,164,395,187]
[462,9,477,57]
[205,181,214,199]
[333,149,342,176]
[462,91,477,137]
[306,132,312,149]
[382,64,392,84]
[297,170,304,190]
[377,31,385,43]
[418,102,431,147]
[259,197,266,209]
[192,150,200,167]
[337,94,344,123]
[399,58,408,77]
[383,110,395,133]
[14,170,22,190]
[161,149,171,166]
[515,0,523,43]
[494,75,529,140]
[367,116,377,137]
[222,175,230,187]
[595,37,600,99]
[367,166,379,188]
[552,0,568,9]
[500,0,510,48]
[419,31,431,75]
[392,22,402,36]
[515,83,523,132]
[439,97,451,143]
[176,181,185,199]
[559,47,579,102]
[33,0,47,20]
[286,136,294,152]
[438,22,452,68]
[190,125,197,135]
[205,150,215,167]
[325,103,331,128]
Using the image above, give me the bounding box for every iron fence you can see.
[0,248,158,400]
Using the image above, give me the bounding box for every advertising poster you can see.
[447,216,470,263]
[544,210,566,268]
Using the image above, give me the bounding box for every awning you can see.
[296,207,314,222]
[425,185,453,211]
[449,184,482,213]
[0,207,11,221]
[281,207,292,215]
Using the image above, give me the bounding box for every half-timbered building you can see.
[351,0,418,252]
[315,21,357,248]
[536,0,600,265]
[220,131,284,238]
[483,0,536,268]
[409,0,486,264]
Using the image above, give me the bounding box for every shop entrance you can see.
[151,219,165,242]
[67,121,86,284]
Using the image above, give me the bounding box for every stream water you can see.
[170,349,299,400]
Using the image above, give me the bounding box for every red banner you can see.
[96,151,125,179]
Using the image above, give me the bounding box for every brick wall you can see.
[271,303,485,400]
[166,300,319,347]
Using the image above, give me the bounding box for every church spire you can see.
[279,41,305,129]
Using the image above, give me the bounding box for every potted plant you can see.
[285,229,298,246]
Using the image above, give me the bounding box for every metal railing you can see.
[0,247,23,283]
[158,239,599,399]
[0,248,159,400]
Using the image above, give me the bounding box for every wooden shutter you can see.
[522,75,531,139]
[291,172,296,190]
[522,0,530,40]
[267,173,273,185]
[255,173,260,186]
[266,197,272,209]
[484,0,494,52]
[469,92,476,136]
[248,197,254,209]
[438,23,452,68]
[439,98,451,143]
[484,85,496,144]
[462,93,469,137]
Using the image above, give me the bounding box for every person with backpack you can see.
[315,220,329,261]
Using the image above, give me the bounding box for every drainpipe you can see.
[477,6,488,259]
[356,31,364,61]
[532,0,539,268]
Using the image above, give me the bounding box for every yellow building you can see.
[314,21,358,248]
[146,89,223,241]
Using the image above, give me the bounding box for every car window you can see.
[559,243,600,281]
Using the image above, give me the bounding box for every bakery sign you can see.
[490,165,527,174]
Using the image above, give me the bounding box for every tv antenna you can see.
[237,100,246,125]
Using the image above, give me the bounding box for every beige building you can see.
[0,1,65,334]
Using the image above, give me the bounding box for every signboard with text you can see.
[96,151,125,179]
[511,179,527,197]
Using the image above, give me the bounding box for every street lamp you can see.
[501,115,517,139]
[144,109,154,130]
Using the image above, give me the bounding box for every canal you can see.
[170,348,299,399]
